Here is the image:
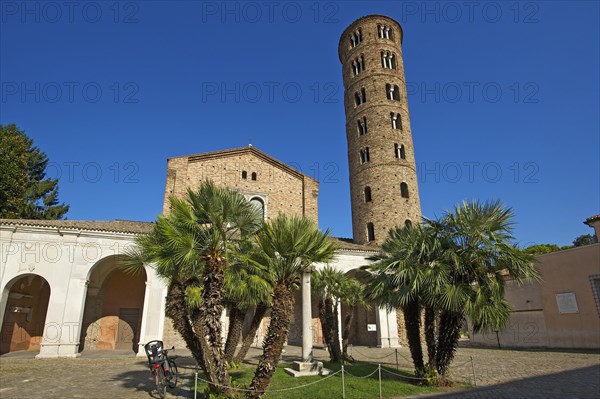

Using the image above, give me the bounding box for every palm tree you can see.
[311,265,347,362]
[432,200,539,375]
[248,214,338,398]
[366,223,442,377]
[223,246,273,363]
[339,277,368,362]
[121,181,263,396]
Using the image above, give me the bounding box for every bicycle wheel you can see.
[166,358,178,388]
[155,365,167,399]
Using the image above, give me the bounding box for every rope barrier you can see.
[343,367,379,379]
[351,348,397,360]
[193,369,342,394]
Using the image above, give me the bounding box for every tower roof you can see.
[338,14,404,62]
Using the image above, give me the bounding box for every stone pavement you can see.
[0,345,598,398]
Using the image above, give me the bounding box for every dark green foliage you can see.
[0,124,69,219]
[573,234,595,247]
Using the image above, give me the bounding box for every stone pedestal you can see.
[284,361,333,377]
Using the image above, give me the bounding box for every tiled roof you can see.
[0,219,378,252]
[585,214,600,224]
[0,219,154,234]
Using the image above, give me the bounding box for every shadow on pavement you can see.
[416,365,600,399]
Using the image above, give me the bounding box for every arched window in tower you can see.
[354,88,366,106]
[250,197,265,220]
[359,147,370,164]
[241,170,247,179]
[391,112,402,130]
[352,55,365,76]
[386,84,401,101]
[357,117,368,136]
[364,186,372,202]
[400,182,409,198]
[251,172,257,181]
[405,219,412,228]
[381,52,397,69]
[367,223,375,242]
[350,29,362,48]
[378,24,393,40]
[386,84,400,100]
[395,143,406,159]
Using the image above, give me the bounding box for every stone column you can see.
[301,267,313,362]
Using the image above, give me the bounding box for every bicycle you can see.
[144,340,178,398]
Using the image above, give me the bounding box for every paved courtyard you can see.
[0,345,598,398]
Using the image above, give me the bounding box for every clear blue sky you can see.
[1,1,598,247]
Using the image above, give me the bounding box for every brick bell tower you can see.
[339,15,422,245]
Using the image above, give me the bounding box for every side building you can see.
[470,215,600,349]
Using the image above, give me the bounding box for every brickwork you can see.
[339,15,422,245]
[162,146,318,223]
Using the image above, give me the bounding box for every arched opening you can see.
[367,222,375,242]
[80,256,146,353]
[0,274,50,355]
[250,196,265,220]
[341,270,378,347]
[364,186,372,202]
[400,182,409,198]
[405,219,412,228]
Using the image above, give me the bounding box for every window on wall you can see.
[350,29,362,48]
[400,182,409,198]
[377,24,393,40]
[360,147,370,164]
[367,223,375,242]
[251,172,257,181]
[250,197,265,219]
[405,219,412,228]
[391,112,402,130]
[364,186,372,202]
[241,171,247,179]
[395,144,406,159]
[381,51,397,69]
[357,117,368,136]
[354,88,367,106]
[352,55,365,76]
[386,84,400,101]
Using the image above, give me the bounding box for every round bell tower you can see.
[339,15,422,245]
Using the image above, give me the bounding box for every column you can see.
[301,267,313,362]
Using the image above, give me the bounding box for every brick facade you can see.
[162,146,318,223]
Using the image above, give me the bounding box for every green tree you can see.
[223,244,273,363]
[367,201,539,380]
[122,181,263,396]
[0,124,69,219]
[311,265,347,363]
[248,215,337,398]
[573,234,595,247]
[339,277,368,362]
[524,244,560,255]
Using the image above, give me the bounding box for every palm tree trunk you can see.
[402,299,425,377]
[165,280,217,382]
[233,304,268,363]
[342,305,355,362]
[324,296,342,362]
[424,306,437,369]
[435,311,462,376]
[224,306,245,362]
[199,256,232,395]
[249,283,294,398]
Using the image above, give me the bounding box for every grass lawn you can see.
[192,362,442,398]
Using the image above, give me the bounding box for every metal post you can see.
[378,364,382,399]
[470,356,476,386]
[395,348,399,370]
[194,372,198,399]
[341,365,345,399]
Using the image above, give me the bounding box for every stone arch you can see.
[0,274,51,354]
[79,255,147,353]
[341,269,378,347]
